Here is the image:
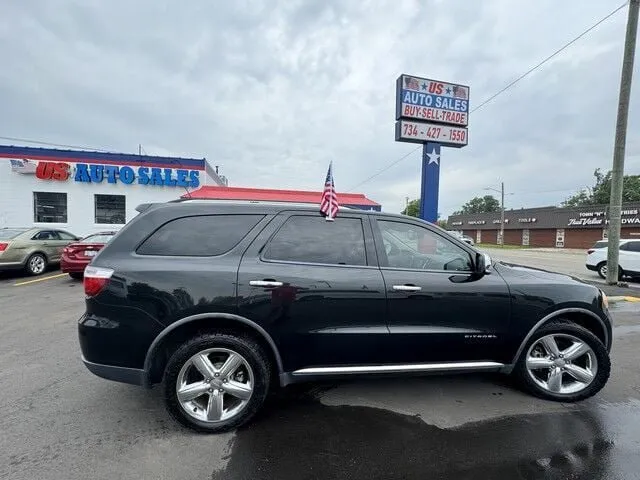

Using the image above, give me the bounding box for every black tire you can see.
[25,253,47,276]
[163,333,271,433]
[69,272,83,280]
[514,320,610,402]
[597,262,623,280]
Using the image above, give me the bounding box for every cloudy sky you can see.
[1,0,639,216]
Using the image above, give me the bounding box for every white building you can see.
[0,145,227,237]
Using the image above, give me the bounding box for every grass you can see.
[475,243,533,250]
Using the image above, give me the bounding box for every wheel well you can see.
[146,317,281,386]
[557,312,607,347]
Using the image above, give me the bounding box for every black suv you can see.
[79,201,612,432]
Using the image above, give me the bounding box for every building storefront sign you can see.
[518,217,537,223]
[468,220,486,225]
[450,221,463,226]
[11,159,200,188]
[492,218,509,224]
[567,208,640,226]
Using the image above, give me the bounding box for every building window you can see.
[33,192,67,223]
[95,195,126,224]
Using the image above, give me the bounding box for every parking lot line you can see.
[14,273,68,286]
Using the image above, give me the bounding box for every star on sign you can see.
[427,151,440,165]
[421,82,428,90]
[446,87,452,94]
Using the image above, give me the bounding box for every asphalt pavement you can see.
[1,263,639,480]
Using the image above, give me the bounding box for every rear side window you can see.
[263,215,367,266]
[592,241,608,249]
[625,241,640,252]
[0,229,28,240]
[137,215,264,256]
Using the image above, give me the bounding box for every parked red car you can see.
[61,231,117,279]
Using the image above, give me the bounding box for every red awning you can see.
[182,186,380,207]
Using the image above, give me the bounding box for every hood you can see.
[494,261,587,285]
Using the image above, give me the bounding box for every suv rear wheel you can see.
[163,333,271,433]
[514,320,610,402]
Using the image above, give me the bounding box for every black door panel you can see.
[237,213,388,372]
[373,218,512,363]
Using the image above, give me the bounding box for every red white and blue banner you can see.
[395,74,469,127]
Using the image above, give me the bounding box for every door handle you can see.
[249,280,284,287]
[392,285,422,291]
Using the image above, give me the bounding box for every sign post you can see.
[420,143,440,223]
[395,74,469,222]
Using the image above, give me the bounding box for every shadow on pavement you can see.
[210,383,638,480]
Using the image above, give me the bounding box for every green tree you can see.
[452,195,500,215]
[563,168,640,206]
[401,199,420,217]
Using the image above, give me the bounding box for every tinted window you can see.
[625,241,640,252]
[592,241,608,249]
[33,192,67,223]
[32,230,59,240]
[0,229,28,240]
[264,216,367,266]
[57,231,77,240]
[80,233,115,244]
[137,215,263,256]
[378,220,472,271]
[95,194,126,224]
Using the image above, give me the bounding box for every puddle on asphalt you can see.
[211,386,640,480]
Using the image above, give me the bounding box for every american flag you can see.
[320,162,339,221]
[404,76,420,90]
[452,85,468,99]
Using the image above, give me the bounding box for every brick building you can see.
[447,203,640,249]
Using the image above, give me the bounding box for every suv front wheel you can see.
[163,333,271,433]
[514,320,610,402]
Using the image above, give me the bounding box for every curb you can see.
[608,296,640,303]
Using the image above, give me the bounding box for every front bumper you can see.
[81,356,144,386]
[586,264,598,272]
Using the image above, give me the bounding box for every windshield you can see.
[0,229,28,240]
[80,233,115,244]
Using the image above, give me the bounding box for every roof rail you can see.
[171,199,355,209]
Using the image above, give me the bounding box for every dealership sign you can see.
[395,75,470,127]
[395,120,468,147]
[10,159,200,188]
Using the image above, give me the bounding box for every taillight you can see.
[63,247,70,254]
[83,266,114,297]
[0,243,7,252]
[587,249,595,254]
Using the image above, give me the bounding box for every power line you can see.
[470,2,628,113]
[0,135,112,152]
[347,2,628,191]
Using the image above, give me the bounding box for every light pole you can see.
[485,183,508,246]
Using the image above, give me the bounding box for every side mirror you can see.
[475,253,492,275]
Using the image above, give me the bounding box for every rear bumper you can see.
[81,356,144,386]
[61,256,89,273]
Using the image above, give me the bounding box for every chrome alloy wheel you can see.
[29,255,46,274]
[526,334,598,395]
[176,348,254,423]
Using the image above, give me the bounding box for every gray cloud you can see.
[0,0,638,216]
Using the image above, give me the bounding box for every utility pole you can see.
[607,0,639,284]
[500,181,505,247]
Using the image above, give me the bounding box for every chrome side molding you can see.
[291,361,504,376]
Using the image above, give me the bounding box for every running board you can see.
[291,361,504,376]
